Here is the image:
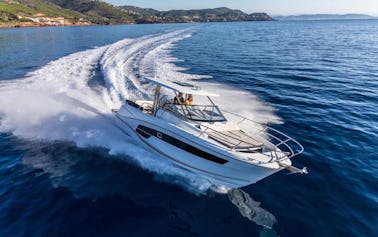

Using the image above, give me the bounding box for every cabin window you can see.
[164,104,226,122]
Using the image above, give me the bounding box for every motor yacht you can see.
[112,77,306,188]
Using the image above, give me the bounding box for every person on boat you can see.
[174,92,184,104]
[185,94,193,105]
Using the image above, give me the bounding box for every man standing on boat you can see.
[174,92,184,104]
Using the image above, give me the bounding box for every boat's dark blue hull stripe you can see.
[136,125,228,164]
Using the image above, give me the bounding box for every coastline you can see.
[0,20,255,29]
[2,17,377,29]
[0,22,97,29]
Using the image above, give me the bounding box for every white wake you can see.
[0,28,279,194]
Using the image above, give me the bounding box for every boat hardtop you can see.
[145,77,220,97]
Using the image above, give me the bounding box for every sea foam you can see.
[0,28,279,194]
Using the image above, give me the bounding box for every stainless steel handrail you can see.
[158,103,304,163]
[161,104,259,151]
[222,110,304,161]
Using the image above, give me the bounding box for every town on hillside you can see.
[0,0,273,28]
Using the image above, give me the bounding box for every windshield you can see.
[164,103,226,122]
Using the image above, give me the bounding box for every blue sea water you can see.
[0,20,377,237]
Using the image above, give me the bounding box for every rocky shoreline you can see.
[0,18,271,29]
[0,22,95,28]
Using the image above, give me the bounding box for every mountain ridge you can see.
[274,14,376,21]
[0,0,273,27]
[120,5,272,23]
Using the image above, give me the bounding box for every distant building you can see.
[26,16,67,26]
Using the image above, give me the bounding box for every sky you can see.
[105,0,378,16]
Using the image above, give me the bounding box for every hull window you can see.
[136,125,228,164]
[136,128,151,138]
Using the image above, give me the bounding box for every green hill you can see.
[0,0,134,26]
[0,0,84,23]
[0,1,273,27]
[47,0,134,24]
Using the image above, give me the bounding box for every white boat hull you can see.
[114,105,288,188]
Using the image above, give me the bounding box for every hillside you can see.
[120,6,273,23]
[0,0,86,25]
[0,1,273,27]
[47,0,134,24]
[0,0,135,27]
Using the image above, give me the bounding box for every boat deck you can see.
[206,130,263,151]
